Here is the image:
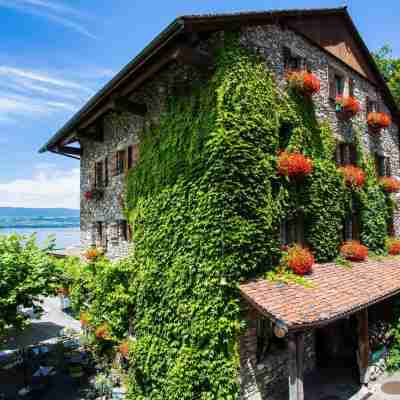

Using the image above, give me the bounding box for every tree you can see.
[373,45,400,105]
[0,234,60,339]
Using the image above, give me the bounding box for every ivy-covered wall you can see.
[121,32,394,399]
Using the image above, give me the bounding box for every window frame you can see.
[280,213,305,246]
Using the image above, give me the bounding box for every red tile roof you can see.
[240,258,400,331]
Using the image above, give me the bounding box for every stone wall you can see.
[240,305,316,400]
[239,24,400,234]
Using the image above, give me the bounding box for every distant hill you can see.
[0,208,79,217]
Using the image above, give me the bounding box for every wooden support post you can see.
[288,332,298,400]
[357,309,370,384]
[296,332,305,400]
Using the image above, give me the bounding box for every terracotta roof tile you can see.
[240,259,400,330]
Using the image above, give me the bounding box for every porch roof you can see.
[240,258,400,331]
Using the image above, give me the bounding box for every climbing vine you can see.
[70,34,394,399]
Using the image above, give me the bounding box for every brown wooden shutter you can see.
[386,157,392,176]
[366,96,370,118]
[283,47,292,72]
[335,144,342,166]
[349,78,355,97]
[349,144,357,165]
[329,67,336,100]
[124,148,129,174]
[111,152,118,176]
[104,157,109,187]
[132,143,140,164]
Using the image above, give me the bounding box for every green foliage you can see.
[373,45,400,106]
[387,297,400,371]
[0,234,59,339]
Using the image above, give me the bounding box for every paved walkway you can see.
[3,296,81,351]
[369,370,400,399]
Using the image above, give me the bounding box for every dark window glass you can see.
[335,75,344,96]
[281,213,304,246]
[375,154,389,177]
[95,161,103,188]
[116,150,126,175]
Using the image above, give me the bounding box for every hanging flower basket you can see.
[380,176,400,193]
[367,112,392,133]
[387,238,400,256]
[84,188,103,201]
[277,151,313,180]
[286,70,321,97]
[84,247,103,261]
[95,323,111,340]
[339,165,365,188]
[283,244,314,276]
[119,340,130,358]
[340,241,368,261]
[335,96,361,119]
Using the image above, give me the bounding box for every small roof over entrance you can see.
[240,259,400,331]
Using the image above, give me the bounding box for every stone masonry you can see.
[78,22,400,398]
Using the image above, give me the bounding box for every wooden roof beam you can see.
[57,146,82,156]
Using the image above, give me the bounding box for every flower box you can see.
[277,151,313,180]
[84,188,103,201]
[335,96,361,119]
[286,70,321,97]
[367,112,391,133]
[380,176,400,193]
[340,241,368,261]
[283,244,314,275]
[339,165,365,188]
[387,238,400,256]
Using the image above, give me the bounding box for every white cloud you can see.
[0,167,80,209]
[0,0,96,39]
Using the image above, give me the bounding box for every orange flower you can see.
[80,312,89,327]
[119,340,130,358]
[84,247,103,261]
[284,245,314,275]
[277,152,313,179]
[340,241,368,262]
[368,112,392,132]
[339,165,365,188]
[287,70,321,96]
[336,96,361,118]
[380,177,400,193]
[95,323,110,340]
[387,238,400,256]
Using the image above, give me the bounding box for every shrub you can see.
[335,96,361,118]
[367,112,392,132]
[287,70,321,96]
[284,244,314,275]
[339,165,365,188]
[277,151,313,179]
[380,176,400,193]
[340,241,368,261]
[80,312,89,327]
[387,238,400,256]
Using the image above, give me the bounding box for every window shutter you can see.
[329,67,336,100]
[335,144,342,166]
[304,59,312,73]
[112,152,118,176]
[132,143,140,164]
[104,157,109,187]
[386,157,392,177]
[349,78,355,97]
[90,162,96,188]
[124,148,129,174]
[366,96,370,118]
[283,47,291,72]
[349,144,357,165]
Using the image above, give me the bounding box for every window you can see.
[283,47,307,72]
[335,143,357,167]
[279,122,293,149]
[96,222,107,249]
[375,154,391,177]
[116,150,126,175]
[104,157,109,187]
[95,161,104,188]
[366,97,379,114]
[349,78,355,97]
[335,74,344,97]
[343,213,360,242]
[280,213,304,246]
[256,319,287,363]
[118,220,131,242]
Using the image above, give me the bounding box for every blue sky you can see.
[0,0,398,209]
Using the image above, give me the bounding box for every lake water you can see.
[0,227,81,249]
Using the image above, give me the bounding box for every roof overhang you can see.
[240,259,400,331]
[39,6,400,155]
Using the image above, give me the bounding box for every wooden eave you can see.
[40,7,399,156]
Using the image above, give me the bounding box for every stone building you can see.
[41,7,400,399]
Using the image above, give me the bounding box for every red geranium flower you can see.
[340,241,368,261]
[336,96,361,118]
[95,323,110,340]
[119,340,130,358]
[339,165,365,188]
[287,70,321,96]
[277,151,313,179]
[84,191,93,200]
[387,238,400,256]
[284,245,314,275]
[368,112,391,132]
[380,176,400,193]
